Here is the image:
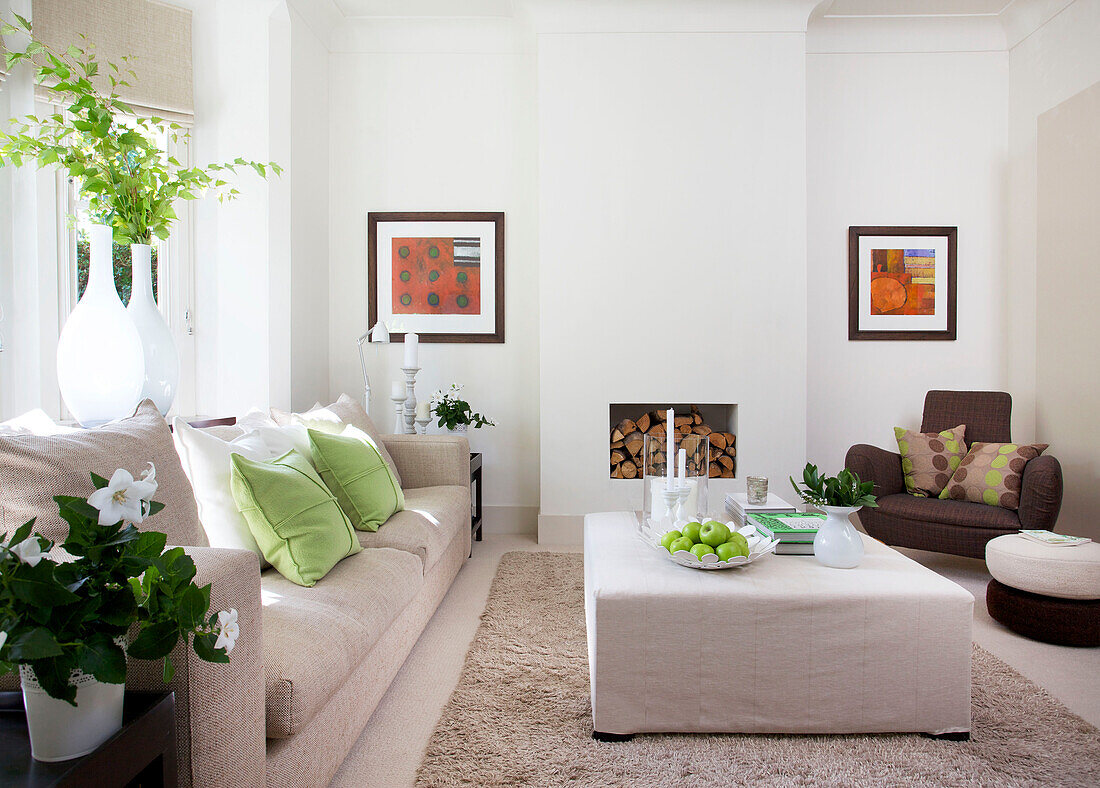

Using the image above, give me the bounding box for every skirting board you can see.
[484,505,538,536]
[537,513,585,545]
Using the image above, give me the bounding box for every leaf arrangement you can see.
[431,384,495,431]
[0,473,230,705]
[0,14,281,244]
[790,463,878,509]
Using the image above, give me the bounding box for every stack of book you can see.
[749,512,825,555]
[724,492,797,528]
[1018,529,1092,547]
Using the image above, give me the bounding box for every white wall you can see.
[806,50,1011,473]
[326,18,540,533]
[289,5,331,410]
[537,31,809,541]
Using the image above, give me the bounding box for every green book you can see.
[750,512,825,542]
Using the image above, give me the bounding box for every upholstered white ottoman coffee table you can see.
[583,511,974,739]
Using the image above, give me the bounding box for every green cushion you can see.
[307,426,404,532]
[229,449,361,587]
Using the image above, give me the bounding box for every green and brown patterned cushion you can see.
[940,441,1048,509]
[894,424,967,497]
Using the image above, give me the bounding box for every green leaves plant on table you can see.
[790,463,878,509]
[0,463,239,705]
[431,383,496,430]
[0,13,281,244]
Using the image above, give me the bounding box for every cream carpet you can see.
[415,551,1100,788]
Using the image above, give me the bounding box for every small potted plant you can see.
[790,463,877,569]
[430,384,495,435]
[0,463,238,762]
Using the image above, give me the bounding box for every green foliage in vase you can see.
[0,14,281,244]
[0,468,237,705]
[431,384,496,430]
[790,463,878,509]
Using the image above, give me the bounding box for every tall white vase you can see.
[56,224,144,427]
[128,243,179,414]
[813,505,865,569]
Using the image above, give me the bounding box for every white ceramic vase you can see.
[127,243,179,414]
[813,505,865,569]
[56,223,145,426]
[20,665,125,762]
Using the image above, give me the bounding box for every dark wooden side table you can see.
[470,452,483,544]
[0,691,177,787]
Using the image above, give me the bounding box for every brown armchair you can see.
[846,390,1063,559]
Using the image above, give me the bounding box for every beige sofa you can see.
[0,414,471,788]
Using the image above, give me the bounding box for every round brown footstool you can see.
[985,534,1100,647]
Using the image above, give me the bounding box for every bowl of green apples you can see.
[650,519,778,570]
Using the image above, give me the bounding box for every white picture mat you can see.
[373,220,497,334]
[858,235,949,332]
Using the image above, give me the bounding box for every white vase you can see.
[813,505,865,569]
[128,243,179,414]
[56,223,145,426]
[20,665,125,762]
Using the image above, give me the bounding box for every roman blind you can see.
[33,0,193,122]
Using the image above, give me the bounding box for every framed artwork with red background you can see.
[848,226,957,341]
[368,212,505,343]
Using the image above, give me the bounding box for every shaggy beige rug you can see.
[416,552,1100,787]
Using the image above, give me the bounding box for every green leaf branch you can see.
[789,463,878,509]
[0,14,281,244]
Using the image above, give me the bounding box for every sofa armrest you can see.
[127,547,265,788]
[1018,454,1063,531]
[381,434,470,488]
[845,444,905,497]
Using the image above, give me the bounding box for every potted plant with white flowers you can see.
[430,384,496,435]
[0,463,239,762]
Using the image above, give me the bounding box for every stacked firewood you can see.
[609,405,736,479]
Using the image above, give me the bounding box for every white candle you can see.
[678,448,686,482]
[416,401,430,420]
[666,408,675,488]
[403,332,419,368]
[391,381,406,399]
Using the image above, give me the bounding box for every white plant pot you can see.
[20,665,125,762]
[56,223,145,426]
[127,243,179,414]
[813,505,865,569]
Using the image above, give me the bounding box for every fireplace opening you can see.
[608,403,737,480]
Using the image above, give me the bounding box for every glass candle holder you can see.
[747,475,769,506]
[642,433,710,528]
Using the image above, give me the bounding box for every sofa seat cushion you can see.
[875,493,1020,530]
[355,485,469,572]
[986,534,1100,600]
[261,546,423,738]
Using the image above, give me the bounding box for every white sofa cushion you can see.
[986,534,1100,600]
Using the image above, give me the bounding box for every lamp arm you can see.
[356,332,372,414]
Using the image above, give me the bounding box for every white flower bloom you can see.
[214,609,240,654]
[0,631,8,651]
[10,538,44,567]
[87,465,159,525]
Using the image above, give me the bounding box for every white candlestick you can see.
[391,381,406,400]
[416,400,430,420]
[666,408,675,487]
[678,448,686,482]
[403,332,419,368]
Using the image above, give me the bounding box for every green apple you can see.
[726,532,750,555]
[669,536,695,554]
[690,543,716,559]
[699,520,731,547]
[716,541,746,561]
[660,530,683,551]
[681,521,703,543]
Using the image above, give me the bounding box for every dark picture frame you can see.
[848,226,957,341]
[368,212,505,343]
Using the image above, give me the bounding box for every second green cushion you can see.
[229,449,362,587]
[308,425,404,532]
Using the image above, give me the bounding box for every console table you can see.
[0,691,177,787]
[470,452,483,543]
